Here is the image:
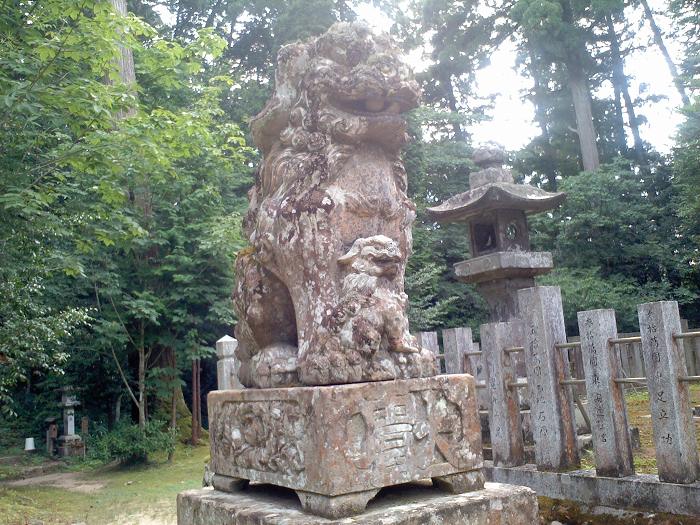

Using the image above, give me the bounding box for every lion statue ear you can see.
[251,42,311,154]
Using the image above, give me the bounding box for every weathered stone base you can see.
[57,435,84,457]
[485,461,700,517]
[177,482,538,525]
[209,375,483,516]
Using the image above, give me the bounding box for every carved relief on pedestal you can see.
[208,376,483,497]
[211,400,309,475]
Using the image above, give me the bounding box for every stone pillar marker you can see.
[216,335,242,390]
[442,327,473,374]
[517,286,579,470]
[64,407,75,436]
[638,301,699,484]
[481,321,525,467]
[577,309,634,477]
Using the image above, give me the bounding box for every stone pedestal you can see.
[177,482,538,525]
[57,434,83,457]
[207,375,483,518]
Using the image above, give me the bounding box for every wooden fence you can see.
[419,287,700,516]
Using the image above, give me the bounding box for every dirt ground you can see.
[4,472,106,493]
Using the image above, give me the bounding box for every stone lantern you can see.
[57,387,84,457]
[428,146,566,321]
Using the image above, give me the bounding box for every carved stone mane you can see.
[233,22,436,387]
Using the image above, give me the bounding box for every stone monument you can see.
[178,23,538,524]
[428,146,565,322]
[57,387,84,457]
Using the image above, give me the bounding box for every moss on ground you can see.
[538,497,700,525]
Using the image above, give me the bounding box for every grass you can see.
[0,443,209,525]
[0,448,53,482]
[623,384,700,474]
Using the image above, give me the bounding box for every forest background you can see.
[1,0,699,454]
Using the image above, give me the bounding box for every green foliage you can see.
[2,0,700,442]
[0,274,90,416]
[672,94,700,321]
[0,0,250,426]
[674,98,700,243]
[406,262,457,331]
[89,420,176,464]
[533,160,697,330]
[539,267,676,333]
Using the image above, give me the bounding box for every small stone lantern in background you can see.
[428,146,566,322]
[57,387,84,457]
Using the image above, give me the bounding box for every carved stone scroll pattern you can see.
[212,400,308,474]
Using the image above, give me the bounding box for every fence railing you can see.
[418,288,700,516]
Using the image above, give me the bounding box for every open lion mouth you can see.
[331,96,409,117]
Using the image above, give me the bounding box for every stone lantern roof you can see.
[425,145,566,322]
[427,146,565,222]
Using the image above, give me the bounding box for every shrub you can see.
[89,420,176,464]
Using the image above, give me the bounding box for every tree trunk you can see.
[138,321,146,430]
[639,0,691,107]
[567,65,600,171]
[611,82,627,156]
[191,358,201,445]
[528,50,558,190]
[109,0,137,118]
[168,347,177,462]
[607,17,647,169]
[441,72,467,142]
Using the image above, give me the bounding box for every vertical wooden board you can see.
[442,327,472,375]
[517,286,579,470]
[418,331,441,373]
[481,321,525,467]
[638,301,699,484]
[577,309,634,477]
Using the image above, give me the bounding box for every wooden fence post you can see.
[681,319,698,376]
[481,321,525,467]
[442,327,472,374]
[517,286,579,470]
[418,331,441,372]
[638,301,699,484]
[577,309,634,477]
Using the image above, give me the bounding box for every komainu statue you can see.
[233,23,436,387]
